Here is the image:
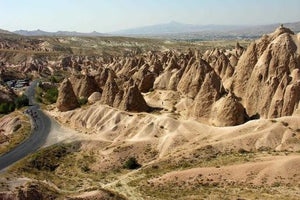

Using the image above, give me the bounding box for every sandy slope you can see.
[39,92,300,199]
[151,154,300,186]
[50,102,300,158]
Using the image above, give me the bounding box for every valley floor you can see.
[0,102,299,199]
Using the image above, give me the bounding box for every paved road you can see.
[0,81,51,170]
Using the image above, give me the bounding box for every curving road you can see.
[0,81,51,171]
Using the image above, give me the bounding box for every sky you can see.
[0,0,300,33]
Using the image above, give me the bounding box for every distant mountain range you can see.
[1,21,299,40]
[109,21,247,35]
[13,29,105,37]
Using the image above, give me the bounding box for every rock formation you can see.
[88,92,102,104]
[119,84,150,112]
[56,79,79,111]
[100,74,120,106]
[177,59,213,98]
[70,75,99,98]
[231,25,300,118]
[210,93,248,126]
[190,70,225,121]
[15,25,298,127]
[132,64,155,92]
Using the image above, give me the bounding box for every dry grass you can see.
[0,110,31,156]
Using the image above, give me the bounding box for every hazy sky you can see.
[0,0,300,32]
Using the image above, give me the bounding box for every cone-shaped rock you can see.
[100,74,120,106]
[57,79,79,111]
[210,93,248,126]
[119,84,150,112]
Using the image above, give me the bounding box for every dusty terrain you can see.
[0,26,299,199]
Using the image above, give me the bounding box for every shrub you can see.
[35,96,42,103]
[15,95,29,109]
[238,148,249,154]
[49,76,58,83]
[281,121,289,127]
[123,157,141,169]
[0,102,15,114]
[0,103,10,114]
[44,88,58,104]
[8,102,15,112]
[78,97,88,106]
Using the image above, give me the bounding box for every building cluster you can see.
[5,79,30,89]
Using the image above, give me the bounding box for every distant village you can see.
[3,79,30,89]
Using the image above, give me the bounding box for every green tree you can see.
[0,102,15,114]
[123,157,141,169]
[44,88,58,104]
[15,95,29,109]
[78,97,88,106]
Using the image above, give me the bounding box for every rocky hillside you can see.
[55,26,300,127]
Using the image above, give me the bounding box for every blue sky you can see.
[0,0,299,32]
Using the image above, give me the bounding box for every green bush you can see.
[44,88,58,104]
[0,102,15,114]
[78,97,88,106]
[123,157,141,170]
[0,95,29,114]
[49,76,58,83]
[35,96,42,103]
[15,95,29,109]
[8,102,15,112]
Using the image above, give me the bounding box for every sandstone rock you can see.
[229,54,238,67]
[150,59,163,75]
[94,68,117,89]
[165,56,180,71]
[231,26,300,118]
[100,74,120,106]
[119,84,150,112]
[190,70,225,120]
[233,42,245,57]
[56,79,79,112]
[210,93,248,126]
[117,58,138,78]
[177,59,212,98]
[88,92,102,104]
[132,64,156,92]
[71,75,99,98]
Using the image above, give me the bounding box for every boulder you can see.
[88,92,102,104]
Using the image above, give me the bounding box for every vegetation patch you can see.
[0,95,29,114]
[35,85,58,104]
[123,157,141,170]
[19,142,81,172]
[78,97,88,106]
